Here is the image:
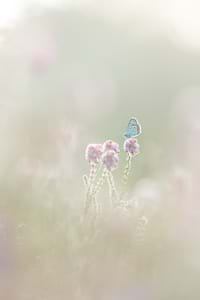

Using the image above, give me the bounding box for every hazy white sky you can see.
[0,0,66,27]
[0,0,200,50]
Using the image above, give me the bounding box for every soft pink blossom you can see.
[31,46,56,74]
[102,150,119,171]
[123,138,140,156]
[103,140,120,153]
[85,144,103,163]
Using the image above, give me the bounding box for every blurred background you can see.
[0,0,200,299]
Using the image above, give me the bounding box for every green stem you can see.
[122,153,132,185]
[92,168,107,196]
[107,171,118,208]
[84,162,98,216]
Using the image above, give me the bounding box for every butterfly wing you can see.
[128,118,138,127]
[124,117,141,138]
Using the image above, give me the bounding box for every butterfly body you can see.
[124,117,141,139]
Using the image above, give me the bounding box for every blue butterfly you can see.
[124,117,142,139]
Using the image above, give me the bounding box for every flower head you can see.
[85,143,103,163]
[123,138,140,156]
[103,140,120,153]
[102,150,119,171]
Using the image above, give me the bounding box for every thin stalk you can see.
[106,171,118,208]
[122,153,132,185]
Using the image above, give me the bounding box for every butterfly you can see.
[124,117,142,139]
